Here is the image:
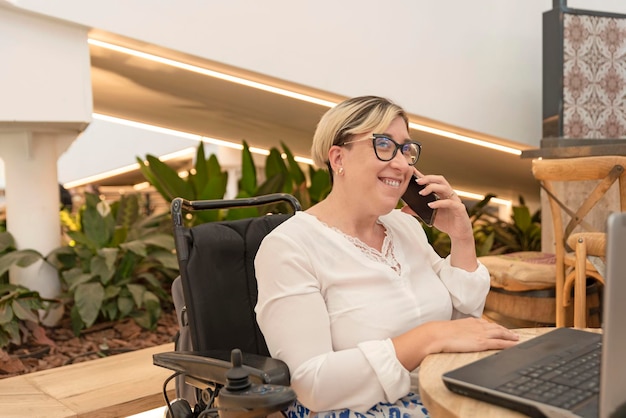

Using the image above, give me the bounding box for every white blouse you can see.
[254,210,490,413]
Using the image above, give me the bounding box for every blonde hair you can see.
[311,96,409,169]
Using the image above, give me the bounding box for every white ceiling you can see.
[87,31,540,208]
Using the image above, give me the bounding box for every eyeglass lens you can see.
[373,135,420,165]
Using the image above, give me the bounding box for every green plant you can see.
[46,193,179,335]
[421,195,541,257]
[0,283,48,349]
[473,196,542,255]
[138,140,331,224]
[137,143,229,225]
[0,231,53,350]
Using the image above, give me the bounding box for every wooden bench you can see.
[0,342,175,418]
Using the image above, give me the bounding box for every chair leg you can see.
[574,237,588,329]
[555,261,567,327]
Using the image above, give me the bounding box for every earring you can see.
[338,167,344,175]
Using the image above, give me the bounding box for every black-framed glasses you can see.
[342,134,422,166]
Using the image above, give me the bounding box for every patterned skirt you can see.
[283,392,430,418]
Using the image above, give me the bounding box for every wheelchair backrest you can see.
[180,214,292,356]
[171,194,301,358]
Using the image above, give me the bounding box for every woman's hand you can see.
[433,317,520,353]
[401,170,472,240]
[392,318,519,371]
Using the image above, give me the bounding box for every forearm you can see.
[449,235,479,271]
[392,319,520,372]
[391,321,445,371]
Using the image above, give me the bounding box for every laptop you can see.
[442,212,626,418]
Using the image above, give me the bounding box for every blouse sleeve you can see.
[392,210,490,318]
[254,230,409,412]
[435,255,490,317]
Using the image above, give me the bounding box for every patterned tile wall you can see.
[563,13,626,138]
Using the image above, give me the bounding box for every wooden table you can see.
[0,342,175,418]
[418,328,589,418]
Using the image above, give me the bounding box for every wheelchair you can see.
[153,194,301,418]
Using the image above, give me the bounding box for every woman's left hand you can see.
[400,170,473,240]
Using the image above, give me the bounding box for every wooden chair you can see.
[532,155,626,328]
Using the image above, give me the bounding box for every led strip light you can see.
[75,39,515,208]
[64,114,511,209]
[88,38,523,156]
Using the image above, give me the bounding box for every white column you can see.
[0,130,75,297]
[0,4,92,299]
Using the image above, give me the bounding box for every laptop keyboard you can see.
[496,341,602,410]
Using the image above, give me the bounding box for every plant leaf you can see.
[308,169,331,204]
[149,250,179,270]
[0,303,13,325]
[0,232,16,253]
[62,269,94,292]
[0,250,43,276]
[120,240,147,257]
[239,141,257,196]
[90,255,115,285]
[70,305,85,336]
[117,296,134,317]
[141,234,174,250]
[256,173,286,196]
[11,299,39,323]
[265,148,289,186]
[136,156,172,201]
[3,321,20,345]
[281,142,305,186]
[145,155,194,200]
[191,142,208,196]
[133,292,161,330]
[512,205,532,232]
[81,194,114,248]
[126,284,145,308]
[75,282,105,328]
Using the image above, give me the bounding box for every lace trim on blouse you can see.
[326,219,401,275]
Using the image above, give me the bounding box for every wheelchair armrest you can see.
[153,350,291,388]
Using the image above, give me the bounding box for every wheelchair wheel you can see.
[164,398,194,418]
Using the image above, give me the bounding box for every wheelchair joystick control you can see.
[217,349,297,418]
[224,349,251,391]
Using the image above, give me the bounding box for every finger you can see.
[445,190,458,200]
[487,339,520,350]
[485,324,520,341]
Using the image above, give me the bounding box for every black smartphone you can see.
[401,175,439,226]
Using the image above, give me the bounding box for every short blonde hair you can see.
[311,96,409,169]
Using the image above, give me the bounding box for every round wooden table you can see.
[417,328,559,417]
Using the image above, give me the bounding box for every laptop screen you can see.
[599,212,626,418]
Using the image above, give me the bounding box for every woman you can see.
[254,96,518,417]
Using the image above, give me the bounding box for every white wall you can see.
[0,2,91,122]
[8,0,626,148]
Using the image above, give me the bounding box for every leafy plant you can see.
[137,143,229,225]
[138,140,331,224]
[0,283,49,349]
[421,195,541,257]
[473,195,542,255]
[0,232,53,350]
[46,193,179,335]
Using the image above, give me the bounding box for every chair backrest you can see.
[532,155,626,256]
[171,194,300,356]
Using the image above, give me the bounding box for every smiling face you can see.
[331,116,414,215]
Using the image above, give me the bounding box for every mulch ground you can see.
[0,310,179,379]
